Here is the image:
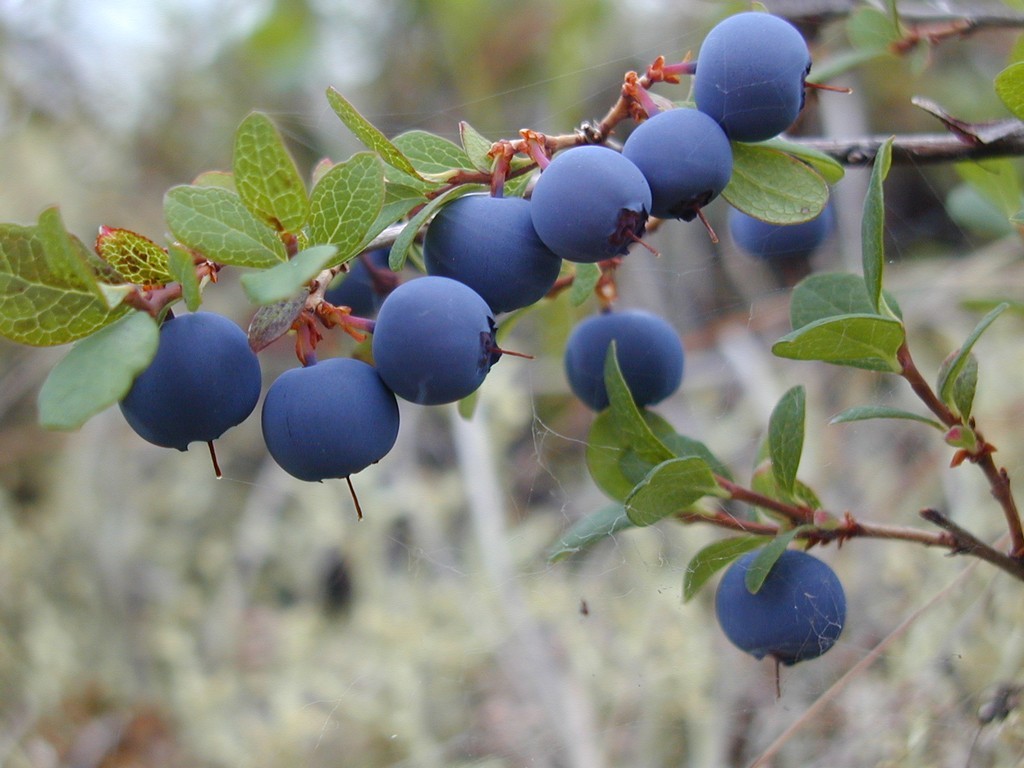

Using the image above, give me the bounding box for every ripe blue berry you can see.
[622,108,733,221]
[564,309,684,411]
[261,357,400,482]
[729,206,834,261]
[424,194,562,313]
[694,12,812,143]
[371,276,501,405]
[324,248,395,317]
[529,145,652,263]
[119,311,262,451]
[715,549,846,666]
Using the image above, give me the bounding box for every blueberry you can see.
[729,205,834,261]
[119,311,262,451]
[715,549,846,665]
[564,309,684,411]
[529,145,652,263]
[324,248,394,318]
[694,12,811,143]
[424,194,563,313]
[622,108,733,221]
[261,357,400,482]
[371,276,500,405]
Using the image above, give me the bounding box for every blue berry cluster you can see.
[117,10,820,497]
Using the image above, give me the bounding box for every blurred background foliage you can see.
[2,0,1024,766]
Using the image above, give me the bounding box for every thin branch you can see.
[920,508,1024,579]
[796,128,1024,166]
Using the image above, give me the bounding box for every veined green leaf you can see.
[392,130,474,177]
[569,263,600,307]
[0,222,130,346]
[683,536,768,602]
[773,313,904,372]
[789,272,901,329]
[723,142,829,224]
[956,160,1022,218]
[625,456,719,527]
[164,185,286,268]
[37,311,159,430]
[604,342,675,466]
[233,111,310,233]
[950,356,979,422]
[459,121,494,173]
[388,184,485,271]
[995,62,1024,121]
[95,227,171,287]
[548,505,633,562]
[768,385,805,496]
[587,407,677,501]
[241,244,338,305]
[936,302,1008,412]
[308,152,386,262]
[830,405,944,430]
[166,246,202,312]
[757,138,845,184]
[863,137,894,314]
[325,87,423,180]
[846,6,902,51]
[744,529,806,594]
[37,207,105,299]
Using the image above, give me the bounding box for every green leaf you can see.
[863,137,894,314]
[723,142,829,224]
[0,223,131,346]
[744,529,805,594]
[548,505,633,562]
[37,207,105,299]
[604,342,675,465]
[788,272,902,331]
[936,302,1008,412]
[830,405,944,430]
[569,263,600,306]
[951,356,979,422]
[459,121,494,173]
[662,433,732,480]
[846,7,902,51]
[757,138,845,184]
[367,183,427,244]
[166,246,202,312]
[37,311,159,430]
[625,457,719,527]
[683,536,768,602]
[750,463,823,516]
[95,227,171,286]
[955,160,1022,218]
[392,130,474,179]
[790,273,881,328]
[308,152,386,261]
[164,185,286,268]
[325,87,423,180]
[773,313,905,372]
[388,184,485,271]
[233,111,310,233]
[192,170,236,192]
[768,385,805,496]
[995,62,1024,120]
[240,244,338,305]
[586,407,679,501]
